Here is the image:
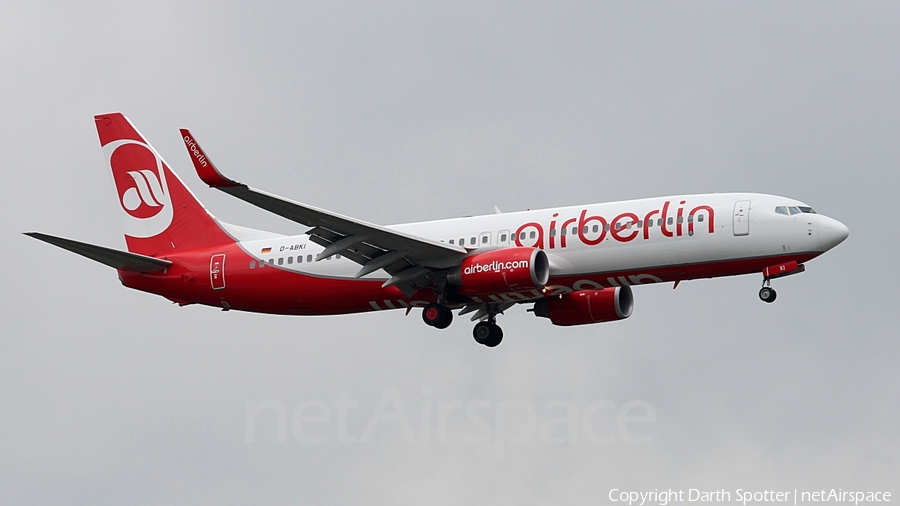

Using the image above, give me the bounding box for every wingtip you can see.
[180,129,242,188]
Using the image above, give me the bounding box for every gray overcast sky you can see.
[1,2,898,504]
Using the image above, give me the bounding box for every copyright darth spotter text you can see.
[609,488,891,506]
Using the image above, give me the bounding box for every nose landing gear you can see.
[759,286,777,303]
[758,261,805,303]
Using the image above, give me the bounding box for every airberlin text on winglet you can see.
[514,200,715,250]
[182,134,208,167]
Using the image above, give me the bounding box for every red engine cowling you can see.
[448,247,549,296]
[533,286,633,326]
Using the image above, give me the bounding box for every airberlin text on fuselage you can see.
[182,135,208,168]
[514,201,715,250]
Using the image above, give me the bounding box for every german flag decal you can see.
[261,247,272,254]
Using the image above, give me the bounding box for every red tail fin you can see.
[95,113,233,256]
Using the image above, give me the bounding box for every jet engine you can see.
[533,286,633,326]
[447,247,549,296]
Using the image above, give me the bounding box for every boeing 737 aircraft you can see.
[26,113,849,347]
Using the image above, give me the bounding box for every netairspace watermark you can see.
[609,488,892,506]
[244,388,656,460]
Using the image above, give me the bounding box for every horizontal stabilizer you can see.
[24,232,172,272]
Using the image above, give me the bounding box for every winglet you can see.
[180,129,241,188]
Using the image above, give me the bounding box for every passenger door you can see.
[733,200,750,236]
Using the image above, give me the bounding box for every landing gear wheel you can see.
[434,308,452,329]
[422,303,453,329]
[473,322,503,347]
[759,287,777,303]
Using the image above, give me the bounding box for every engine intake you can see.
[533,286,633,326]
[448,247,549,296]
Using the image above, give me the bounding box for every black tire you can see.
[473,322,503,347]
[759,287,777,303]
[434,308,453,329]
[484,325,503,347]
[473,322,493,344]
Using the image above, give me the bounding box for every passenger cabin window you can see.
[287,256,293,264]
[592,224,599,233]
[775,206,789,215]
[470,237,476,245]
[481,235,488,244]
[278,257,284,265]
[529,231,536,240]
[307,255,313,262]
[449,239,454,245]
[298,255,303,263]
[268,259,275,266]
[249,261,256,269]
[500,233,507,242]
[697,215,704,222]
[549,229,556,237]
[571,227,577,235]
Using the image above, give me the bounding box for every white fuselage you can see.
[236,193,847,286]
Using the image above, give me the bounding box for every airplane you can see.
[26,113,849,347]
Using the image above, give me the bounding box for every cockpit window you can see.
[798,206,816,214]
[775,206,789,215]
[788,206,801,215]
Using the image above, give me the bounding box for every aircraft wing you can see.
[180,130,467,296]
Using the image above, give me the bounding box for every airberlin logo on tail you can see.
[121,170,165,212]
[104,139,174,238]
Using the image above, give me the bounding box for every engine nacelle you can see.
[533,286,633,326]
[448,247,549,296]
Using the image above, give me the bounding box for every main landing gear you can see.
[472,304,503,347]
[422,303,453,329]
[473,321,503,348]
[421,302,505,347]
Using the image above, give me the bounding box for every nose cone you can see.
[818,216,849,251]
